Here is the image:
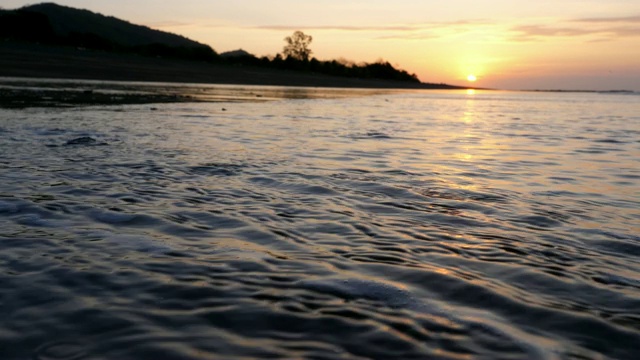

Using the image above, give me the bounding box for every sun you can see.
[467,74,477,82]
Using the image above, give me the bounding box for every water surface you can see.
[1,82,639,359]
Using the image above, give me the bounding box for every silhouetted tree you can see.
[271,53,285,69]
[282,31,312,61]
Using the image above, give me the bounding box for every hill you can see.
[0,2,217,60]
[21,2,207,48]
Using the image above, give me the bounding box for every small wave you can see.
[593,138,628,144]
[16,214,55,227]
[0,200,20,214]
[34,341,88,360]
[102,233,174,254]
[298,277,424,310]
[419,188,511,204]
[64,136,108,146]
[348,131,392,139]
[511,214,563,228]
[592,274,640,289]
[186,163,245,176]
[89,209,162,226]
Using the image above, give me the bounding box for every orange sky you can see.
[6,1,640,90]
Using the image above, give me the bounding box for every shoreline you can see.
[0,78,411,108]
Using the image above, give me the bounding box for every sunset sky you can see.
[5,0,640,90]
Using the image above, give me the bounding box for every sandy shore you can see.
[0,42,461,90]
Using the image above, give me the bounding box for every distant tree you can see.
[271,53,285,68]
[336,57,355,67]
[282,31,312,61]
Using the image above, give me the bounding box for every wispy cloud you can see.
[147,20,240,30]
[254,20,493,41]
[257,20,489,31]
[254,24,417,32]
[511,25,600,40]
[146,21,193,28]
[376,32,439,41]
[572,15,640,24]
[510,15,640,42]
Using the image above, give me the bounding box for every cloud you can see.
[509,16,640,42]
[146,21,193,28]
[376,33,439,41]
[254,20,493,42]
[572,15,640,24]
[146,20,239,30]
[254,19,490,33]
[255,24,416,32]
[511,25,598,40]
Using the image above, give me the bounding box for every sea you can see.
[1,80,639,359]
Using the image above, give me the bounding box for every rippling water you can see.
[1,83,639,359]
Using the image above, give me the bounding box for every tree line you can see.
[254,30,419,83]
[0,9,419,83]
[224,53,419,83]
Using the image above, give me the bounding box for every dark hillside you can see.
[19,3,207,48]
[0,8,57,43]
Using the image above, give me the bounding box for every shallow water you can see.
[1,83,639,359]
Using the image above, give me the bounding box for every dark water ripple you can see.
[1,88,639,359]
